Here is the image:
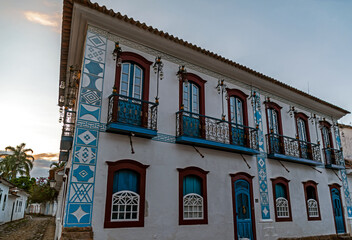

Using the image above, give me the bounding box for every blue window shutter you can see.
[113,169,139,193]
[183,175,202,196]
[275,184,286,198]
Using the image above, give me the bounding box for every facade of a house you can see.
[56,1,351,239]
[0,177,29,224]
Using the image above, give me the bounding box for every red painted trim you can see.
[226,89,249,127]
[264,101,283,135]
[329,183,346,234]
[178,73,206,115]
[230,172,256,240]
[302,181,321,221]
[104,159,149,228]
[295,112,312,159]
[320,121,334,149]
[271,177,292,222]
[113,52,153,126]
[177,166,209,225]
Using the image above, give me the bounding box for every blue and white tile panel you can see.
[64,31,107,227]
[334,123,352,217]
[252,91,271,220]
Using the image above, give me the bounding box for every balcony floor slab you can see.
[267,153,322,166]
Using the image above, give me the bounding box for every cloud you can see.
[24,11,60,31]
[33,152,59,161]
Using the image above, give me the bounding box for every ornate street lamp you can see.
[112,42,122,65]
[153,56,164,103]
[215,79,228,120]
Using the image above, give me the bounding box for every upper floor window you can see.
[265,101,282,135]
[120,63,143,99]
[104,160,149,228]
[320,121,333,149]
[303,181,321,221]
[178,167,208,225]
[183,82,199,114]
[271,177,292,222]
[227,89,249,147]
[295,113,311,159]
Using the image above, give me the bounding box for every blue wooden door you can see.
[119,62,143,126]
[235,179,253,240]
[331,188,345,233]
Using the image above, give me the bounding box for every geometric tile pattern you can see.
[334,123,352,217]
[252,91,271,220]
[64,30,107,227]
[152,133,176,143]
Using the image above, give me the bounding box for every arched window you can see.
[303,181,321,220]
[178,73,206,138]
[104,160,149,228]
[111,170,140,222]
[320,121,335,165]
[272,177,292,222]
[112,52,152,127]
[227,89,248,147]
[265,101,283,154]
[178,167,208,225]
[295,113,311,159]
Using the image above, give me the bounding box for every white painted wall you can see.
[0,183,10,224]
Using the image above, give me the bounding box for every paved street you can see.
[0,215,55,240]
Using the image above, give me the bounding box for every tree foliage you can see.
[10,176,36,192]
[29,177,57,203]
[0,143,35,179]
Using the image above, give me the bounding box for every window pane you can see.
[183,175,202,196]
[113,170,139,193]
[275,183,286,199]
[183,82,189,111]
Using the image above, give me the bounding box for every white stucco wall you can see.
[0,183,10,224]
[84,38,345,239]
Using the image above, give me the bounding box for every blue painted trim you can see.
[176,136,260,155]
[325,164,345,170]
[106,122,157,138]
[267,153,323,166]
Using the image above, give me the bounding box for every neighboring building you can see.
[55,1,351,239]
[0,177,29,224]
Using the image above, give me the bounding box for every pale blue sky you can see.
[0,0,351,177]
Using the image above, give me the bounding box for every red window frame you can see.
[178,73,206,115]
[271,177,292,222]
[264,101,283,135]
[177,166,209,225]
[320,121,334,149]
[295,112,312,158]
[302,180,321,221]
[104,159,149,228]
[112,52,153,123]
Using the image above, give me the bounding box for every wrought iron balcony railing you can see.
[176,110,259,154]
[323,148,344,169]
[62,110,76,137]
[107,93,158,137]
[266,133,321,165]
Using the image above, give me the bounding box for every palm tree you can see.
[50,161,66,170]
[0,143,35,179]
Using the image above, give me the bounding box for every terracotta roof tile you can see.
[58,0,350,115]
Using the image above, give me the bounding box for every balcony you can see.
[106,93,158,138]
[60,110,76,152]
[266,133,321,166]
[323,148,344,170]
[175,110,259,155]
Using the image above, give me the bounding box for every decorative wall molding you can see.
[64,30,107,227]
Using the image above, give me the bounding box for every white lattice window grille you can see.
[307,199,319,217]
[183,193,203,220]
[276,197,289,218]
[111,190,140,221]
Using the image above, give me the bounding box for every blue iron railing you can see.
[266,133,321,162]
[176,110,259,150]
[323,148,344,167]
[108,93,158,131]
